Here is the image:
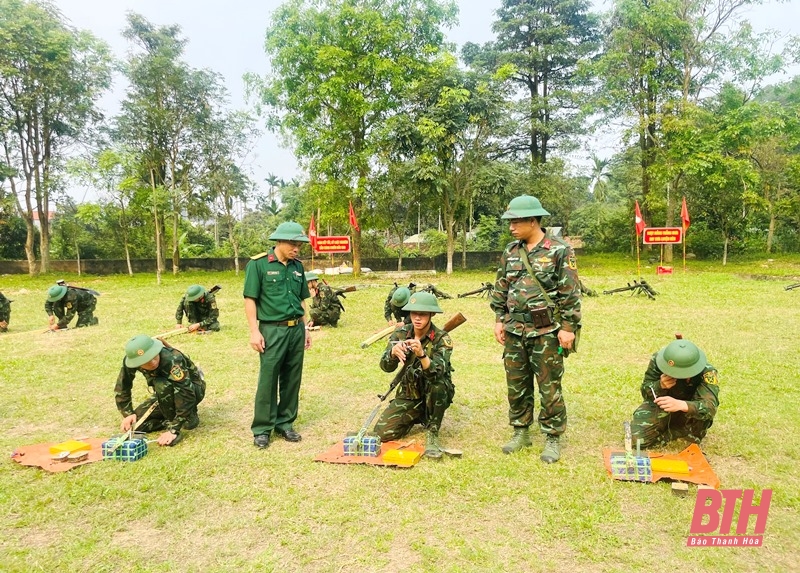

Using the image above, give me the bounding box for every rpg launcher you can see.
[458,282,493,298]
[603,280,658,300]
[785,283,800,291]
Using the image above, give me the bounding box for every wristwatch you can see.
[168,428,179,436]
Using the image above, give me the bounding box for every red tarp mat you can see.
[11,438,106,473]
[603,443,720,489]
[314,439,425,467]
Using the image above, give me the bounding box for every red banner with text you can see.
[314,236,351,253]
[642,227,683,245]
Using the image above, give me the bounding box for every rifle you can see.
[377,312,467,401]
[419,284,453,299]
[785,283,800,291]
[333,285,357,298]
[458,282,493,298]
[602,280,658,300]
[56,279,100,297]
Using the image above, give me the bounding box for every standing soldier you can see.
[44,284,99,329]
[243,221,312,449]
[0,291,11,332]
[307,273,343,327]
[175,285,220,332]
[489,195,582,463]
[374,292,455,459]
[384,285,413,327]
[630,338,719,448]
[115,335,206,446]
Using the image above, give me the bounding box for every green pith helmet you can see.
[269,221,310,242]
[391,286,412,308]
[47,285,68,302]
[656,339,707,378]
[186,284,206,302]
[501,195,551,219]
[402,292,443,314]
[306,272,319,281]
[124,335,164,368]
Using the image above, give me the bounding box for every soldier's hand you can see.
[304,329,312,350]
[659,374,677,389]
[654,396,688,413]
[175,324,183,329]
[157,431,178,446]
[48,315,55,325]
[391,341,408,363]
[494,322,505,345]
[49,324,59,331]
[387,319,395,327]
[121,414,137,432]
[188,323,200,333]
[0,321,7,329]
[557,329,575,351]
[250,330,265,353]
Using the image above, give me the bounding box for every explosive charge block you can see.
[49,440,91,455]
[610,453,653,482]
[102,437,148,462]
[342,434,381,457]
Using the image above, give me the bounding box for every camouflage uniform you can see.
[309,284,342,327]
[373,322,455,441]
[0,292,10,331]
[384,285,415,323]
[45,288,98,328]
[175,292,220,331]
[631,354,720,448]
[489,233,582,436]
[115,345,206,434]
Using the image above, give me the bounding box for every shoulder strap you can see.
[519,246,556,308]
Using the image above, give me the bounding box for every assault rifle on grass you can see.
[411,282,453,300]
[785,283,800,291]
[603,280,658,300]
[458,282,493,298]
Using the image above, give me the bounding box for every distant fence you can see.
[0,251,509,275]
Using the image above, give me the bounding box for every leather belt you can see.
[260,318,303,327]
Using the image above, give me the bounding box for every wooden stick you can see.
[156,327,189,340]
[360,324,396,348]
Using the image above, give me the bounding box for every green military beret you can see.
[47,285,68,302]
[656,339,707,379]
[269,221,310,242]
[402,291,443,314]
[501,195,551,219]
[124,334,164,368]
[186,284,206,302]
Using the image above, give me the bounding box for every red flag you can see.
[634,201,646,236]
[681,196,690,231]
[348,201,360,232]
[308,214,317,250]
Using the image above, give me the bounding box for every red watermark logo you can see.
[687,489,771,547]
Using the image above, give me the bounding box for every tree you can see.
[0,0,111,273]
[248,0,457,275]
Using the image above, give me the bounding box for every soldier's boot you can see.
[185,409,200,430]
[502,427,532,454]
[91,316,99,326]
[424,429,443,459]
[540,435,561,464]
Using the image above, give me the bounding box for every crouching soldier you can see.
[374,292,455,459]
[0,291,11,332]
[176,284,220,332]
[307,273,342,327]
[384,285,413,327]
[115,335,206,446]
[630,338,719,449]
[45,284,98,329]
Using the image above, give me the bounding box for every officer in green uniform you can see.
[374,292,455,459]
[115,335,206,446]
[630,338,720,448]
[489,195,582,463]
[243,221,312,449]
[307,272,343,327]
[44,284,98,329]
[384,285,413,326]
[175,285,220,332]
[0,291,11,332]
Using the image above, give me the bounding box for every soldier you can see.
[630,338,719,448]
[175,285,220,332]
[0,291,10,332]
[115,335,206,446]
[307,272,343,327]
[384,285,413,326]
[374,292,455,459]
[244,221,312,449]
[489,195,582,463]
[44,284,98,329]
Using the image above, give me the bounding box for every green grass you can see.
[1,254,799,572]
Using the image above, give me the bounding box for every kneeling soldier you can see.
[115,335,206,446]
[0,291,11,332]
[383,285,413,327]
[630,338,719,448]
[45,284,98,329]
[374,292,455,459]
[307,273,342,327]
[176,284,220,332]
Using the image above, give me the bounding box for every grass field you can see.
[1,254,799,573]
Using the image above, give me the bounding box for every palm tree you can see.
[589,155,611,202]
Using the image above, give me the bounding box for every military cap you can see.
[391,287,412,308]
[124,335,164,368]
[501,195,551,219]
[656,339,707,379]
[269,221,310,242]
[402,292,443,314]
[186,284,206,302]
[306,272,319,281]
[47,285,68,302]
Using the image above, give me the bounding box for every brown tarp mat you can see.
[315,439,425,467]
[603,443,720,489]
[11,438,106,473]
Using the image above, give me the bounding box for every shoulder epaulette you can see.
[250,252,269,260]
